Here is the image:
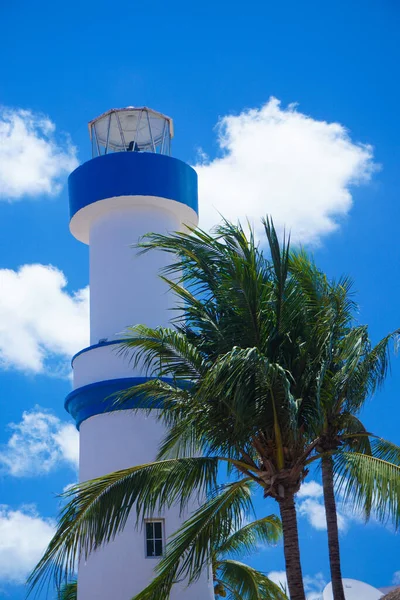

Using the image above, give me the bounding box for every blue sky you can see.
[0,0,400,597]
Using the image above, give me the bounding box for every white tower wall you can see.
[66,140,214,600]
[89,202,181,344]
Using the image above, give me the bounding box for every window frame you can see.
[144,518,165,559]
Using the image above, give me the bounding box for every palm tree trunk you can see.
[321,455,345,600]
[279,492,306,600]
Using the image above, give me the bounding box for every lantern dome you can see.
[88,106,173,157]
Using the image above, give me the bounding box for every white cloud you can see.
[297,480,336,531]
[53,425,79,467]
[297,481,324,499]
[268,570,288,592]
[0,407,79,476]
[304,573,326,600]
[393,571,400,585]
[195,98,377,244]
[297,479,360,532]
[267,570,326,600]
[0,505,54,583]
[0,107,78,200]
[0,264,89,373]
[298,498,330,531]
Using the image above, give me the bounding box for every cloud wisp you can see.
[0,264,89,374]
[0,504,54,584]
[297,480,364,533]
[0,407,79,477]
[392,571,400,585]
[194,97,377,244]
[0,107,78,200]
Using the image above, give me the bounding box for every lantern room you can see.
[88,106,174,157]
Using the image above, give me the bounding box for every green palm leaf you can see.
[152,478,256,588]
[370,437,400,465]
[128,568,178,600]
[335,450,400,527]
[57,581,77,600]
[216,559,287,600]
[28,457,219,594]
[218,515,282,558]
[118,325,208,380]
[339,413,372,456]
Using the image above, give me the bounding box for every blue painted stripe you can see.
[68,152,198,221]
[65,377,174,429]
[71,339,125,366]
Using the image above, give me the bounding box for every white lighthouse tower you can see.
[65,107,215,600]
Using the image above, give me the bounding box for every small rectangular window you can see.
[145,520,164,558]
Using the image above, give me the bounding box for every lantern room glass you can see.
[89,107,173,158]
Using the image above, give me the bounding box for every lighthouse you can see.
[65,107,215,600]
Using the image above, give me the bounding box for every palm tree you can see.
[29,219,315,599]
[29,219,400,600]
[121,220,400,598]
[289,251,400,599]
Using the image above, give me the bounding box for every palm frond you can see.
[263,217,290,337]
[156,416,208,460]
[57,581,77,600]
[362,331,400,394]
[113,377,192,415]
[370,437,400,466]
[153,479,256,588]
[198,346,297,439]
[118,325,208,380]
[217,559,288,600]
[217,515,282,558]
[335,451,400,527]
[28,457,219,594]
[130,568,178,600]
[339,413,372,455]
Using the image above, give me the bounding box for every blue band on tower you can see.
[65,377,174,429]
[68,152,198,221]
